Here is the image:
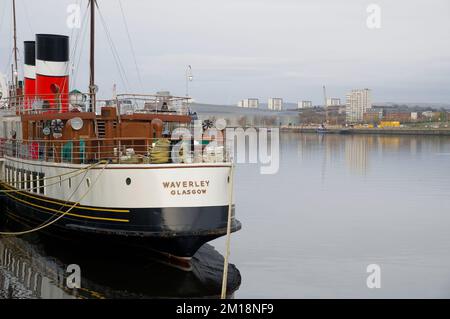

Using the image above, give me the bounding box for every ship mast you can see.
[89,0,96,112]
[12,0,18,88]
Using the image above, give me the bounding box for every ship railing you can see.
[1,93,193,116]
[0,137,231,165]
[114,94,192,116]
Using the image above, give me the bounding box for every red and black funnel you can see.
[35,34,70,112]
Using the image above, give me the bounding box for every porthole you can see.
[86,178,91,188]
[126,178,131,186]
[68,178,72,189]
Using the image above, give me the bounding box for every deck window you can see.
[38,173,45,195]
[32,172,38,193]
[26,171,32,191]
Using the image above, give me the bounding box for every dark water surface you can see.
[2,133,450,298]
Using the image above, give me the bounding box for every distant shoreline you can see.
[280,127,450,136]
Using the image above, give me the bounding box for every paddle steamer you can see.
[0,0,241,259]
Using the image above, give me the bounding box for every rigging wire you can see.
[0,1,7,36]
[73,11,90,90]
[118,0,144,92]
[1,2,13,76]
[69,0,84,62]
[70,0,90,89]
[95,1,130,92]
[19,0,33,37]
[97,9,129,92]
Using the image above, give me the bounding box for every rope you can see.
[0,160,107,193]
[70,0,90,88]
[221,163,234,299]
[96,1,130,92]
[118,0,144,92]
[0,160,108,236]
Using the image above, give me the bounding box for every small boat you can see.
[316,124,328,134]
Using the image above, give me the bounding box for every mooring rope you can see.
[221,163,234,299]
[0,160,108,236]
[0,160,108,193]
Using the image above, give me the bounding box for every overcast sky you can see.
[1,0,450,105]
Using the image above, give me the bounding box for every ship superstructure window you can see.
[9,166,12,185]
[19,169,23,190]
[14,168,18,188]
[32,172,38,193]
[16,169,20,189]
[5,165,10,184]
[38,173,45,195]
[19,169,23,189]
[19,169,24,189]
[26,171,32,191]
[12,168,16,188]
[22,169,27,190]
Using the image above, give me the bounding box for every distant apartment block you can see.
[268,98,283,111]
[298,100,313,109]
[363,108,383,123]
[326,98,341,107]
[346,89,372,123]
[238,98,259,108]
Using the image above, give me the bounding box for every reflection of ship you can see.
[0,215,241,299]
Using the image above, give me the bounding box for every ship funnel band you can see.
[36,60,69,77]
[24,65,36,80]
[36,34,69,62]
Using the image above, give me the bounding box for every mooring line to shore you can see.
[221,163,234,299]
[0,160,109,236]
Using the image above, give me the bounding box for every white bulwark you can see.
[268,98,283,111]
[345,89,372,123]
[298,101,313,109]
[238,98,259,108]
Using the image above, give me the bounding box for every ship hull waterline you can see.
[0,182,241,262]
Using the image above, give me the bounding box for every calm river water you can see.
[2,133,450,298]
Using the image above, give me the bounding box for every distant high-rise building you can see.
[346,89,372,123]
[298,101,313,109]
[238,98,259,108]
[326,98,341,107]
[268,98,283,111]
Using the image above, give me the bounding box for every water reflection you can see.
[297,133,450,177]
[0,215,241,299]
[227,132,450,298]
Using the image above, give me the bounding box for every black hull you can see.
[0,182,241,258]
